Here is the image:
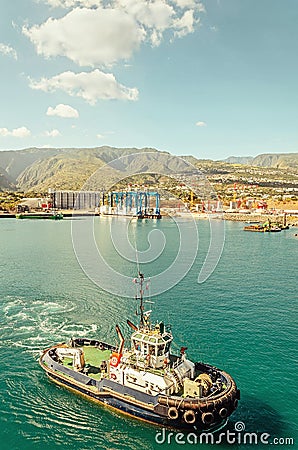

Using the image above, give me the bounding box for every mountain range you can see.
[223,153,298,168]
[0,147,297,192]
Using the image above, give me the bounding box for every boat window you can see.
[134,340,141,351]
[157,345,165,356]
[149,345,155,355]
[149,337,156,343]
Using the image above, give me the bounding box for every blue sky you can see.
[0,0,297,159]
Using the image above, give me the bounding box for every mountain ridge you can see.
[0,147,297,191]
[223,153,298,168]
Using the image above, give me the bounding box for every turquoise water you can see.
[0,217,297,449]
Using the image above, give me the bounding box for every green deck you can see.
[83,346,111,367]
[62,346,112,381]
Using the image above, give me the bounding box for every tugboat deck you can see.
[62,346,111,380]
[83,346,111,366]
[60,344,183,382]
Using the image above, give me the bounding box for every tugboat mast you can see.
[137,272,145,328]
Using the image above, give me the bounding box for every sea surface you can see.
[0,217,297,449]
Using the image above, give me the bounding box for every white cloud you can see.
[47,103,79,118]
[96,133,104,139]
[25,2,205,68]
[0,43,17,60]
[173,0,205,11]
[116,0,174,31]
[44,129,61,137]
[26,2,205,104]
[174,10,197,37]
[43,0,205,13]
[0,126,31,137]
[44,0,103,7]
[23,7,145,67]
[196,121,206,127]
[150,29,162,47]
[29,69,138,104]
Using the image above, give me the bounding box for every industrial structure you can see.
[49,189,161,218]
[50,190,102,210]
[100,190,161,219]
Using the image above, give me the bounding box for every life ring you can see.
[219,407,228,418]
[168,407,179,420]
[110,356,118,366]
[110,373,116,380]
[234,399,238,409]
[202,412,214,425]
[183,410,196,424]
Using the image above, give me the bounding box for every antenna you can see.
[138,272,145,327]
[133,272,153,329]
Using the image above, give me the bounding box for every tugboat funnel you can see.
[116,325,125,355]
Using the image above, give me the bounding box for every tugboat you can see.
[39,273,240,430]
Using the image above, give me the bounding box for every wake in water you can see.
[0,295,99,352]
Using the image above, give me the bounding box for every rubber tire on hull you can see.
[219,407,228,419]
[168,407,179,420]
[202,412,214,425]
[183,410,196,424]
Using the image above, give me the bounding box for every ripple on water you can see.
[1,362,154,449]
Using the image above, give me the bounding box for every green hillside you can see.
[0,146,297,192]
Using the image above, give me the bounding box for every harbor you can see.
[0,218,296,448]
[1,189,298,226]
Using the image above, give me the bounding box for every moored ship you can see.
[39,273,240,430]
[16,212,63,220]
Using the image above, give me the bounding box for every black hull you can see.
[47,371,227,430]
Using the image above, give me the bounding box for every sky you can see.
[0,0,297,160]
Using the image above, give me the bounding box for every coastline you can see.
[172,211,298,226]
[1,210,297,226]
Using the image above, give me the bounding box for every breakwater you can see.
[222,213,298,226]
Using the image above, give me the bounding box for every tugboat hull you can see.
[45,367,235,430]
[40,340,240,430]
